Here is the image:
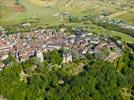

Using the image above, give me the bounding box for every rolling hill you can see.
[0,0,134,26]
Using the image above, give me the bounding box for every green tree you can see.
[49,50,63,65]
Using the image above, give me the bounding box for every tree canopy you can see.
[0,48,134,100]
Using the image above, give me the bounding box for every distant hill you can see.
[0,0,134,25]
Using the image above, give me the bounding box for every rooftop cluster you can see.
[0,27,122,70]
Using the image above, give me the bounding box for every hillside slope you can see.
[0,0,134,25]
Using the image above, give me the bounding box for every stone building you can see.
[62,51,72,63]
[36,50,44,62]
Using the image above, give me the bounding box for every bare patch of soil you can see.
[13,5,26,13]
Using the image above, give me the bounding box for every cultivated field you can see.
[1,0,134,25]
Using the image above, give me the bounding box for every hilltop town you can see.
[1,25,134,100]
[0,0,134,99]
[0,26,122,71]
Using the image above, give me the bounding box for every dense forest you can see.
[0,48,134,100]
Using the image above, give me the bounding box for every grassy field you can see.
[1,0,134,26]
[109,8,134,25]
[80,22,134,43]
[0,0,60,26]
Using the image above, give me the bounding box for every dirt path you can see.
[65,0,74,7]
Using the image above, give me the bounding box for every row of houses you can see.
[103,19,134,30]
[0,27,122,70]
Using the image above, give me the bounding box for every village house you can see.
[22,23,31,27]
[0,27,122,64]
[89,35,100,44]
[0,52,9,61]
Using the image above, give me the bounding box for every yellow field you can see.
[28,0,57,7]
[0,0,15,7]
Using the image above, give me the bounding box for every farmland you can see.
[1,0,134,25]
